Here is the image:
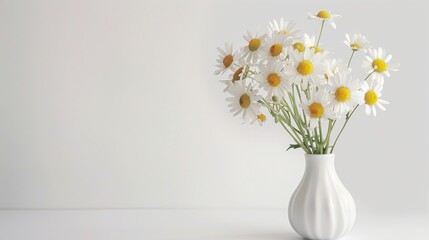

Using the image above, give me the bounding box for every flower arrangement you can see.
[214,10,399,154]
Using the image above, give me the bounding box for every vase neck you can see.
[304,154,335,171]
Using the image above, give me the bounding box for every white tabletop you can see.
[0,209,427,239]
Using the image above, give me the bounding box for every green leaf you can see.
[287,144,301,151]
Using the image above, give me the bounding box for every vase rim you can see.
[305,153,335,156]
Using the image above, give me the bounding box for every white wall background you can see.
[0,0,428,213]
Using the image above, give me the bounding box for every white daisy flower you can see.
[362,48,399,82]
[268,18,300,40]
[308,10,341,29]
[242,30,267,63]
[284,48,328,87]
[257,61,291,100]
[303,34,324,54]
[220,57,247,92]
[290,34,325,54]
[324,58,349,81]
[226,81,262,122]
[300,89,335,129]
[229,57,248,81]
[344,33,370,52]
[327,72,364,115]
[260,33,292,62]
[291,40,306,53]
[361,79,389,116]
[251,113,267,126]
[214,42,236,75]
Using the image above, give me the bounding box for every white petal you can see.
[309,118,318,129]
[378,99,389,104]
[233,109,242,116]
[377,102,386,111]
[385,54,392,63]
[242,109,248,120]
[364,105,371,115]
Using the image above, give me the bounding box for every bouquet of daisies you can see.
[214,10,398,154]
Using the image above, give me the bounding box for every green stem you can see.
[284,94,311,151]
[260,99,311,153]
[313,126,320,154]
[364,71,375,81]
[278,119,311,154]
[330,106,359,153]
[316,20,325,47]
[324,120,334,153]
[295,85,313,149]
[347,50,356,68]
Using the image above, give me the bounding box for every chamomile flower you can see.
[228,57,248,81]
[219,57,248,92]
[308,10,341,29]
[344,34,370,52]
[251,113,267,126]
[300,89,335,129]
[284,48,328,87]
[291,34,324,54]
[324,59,349,81]
[226,81,262,122]
[304,34,324,54]
[257,61,291,100]
[268,18,300,40]
[214,42,236,75]
[242,30,267,63]
[361,79,389,116]
[291,40,306,53]
[362,48,399,82]
[260,33,292,62]
[327,72,364,115]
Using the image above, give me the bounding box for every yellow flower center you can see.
[310,46,322,53]
[270,43,282,57]
[350,43,361,49]
[278,30,288,35]
[239,94,251,109]
[267,73,281,87]
[257,114,267,122]
[365,90,378,105]
[335,87,351,102]
[317,10,330,19]
[372,59,388,73]
[297,60,313,75]
[309,102,324,118]
[248,38,261,51]
[232,67,243,81]
[293,42,305,52]
[223,54,233,68]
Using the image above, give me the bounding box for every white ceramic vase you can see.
[288,154,356,240]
